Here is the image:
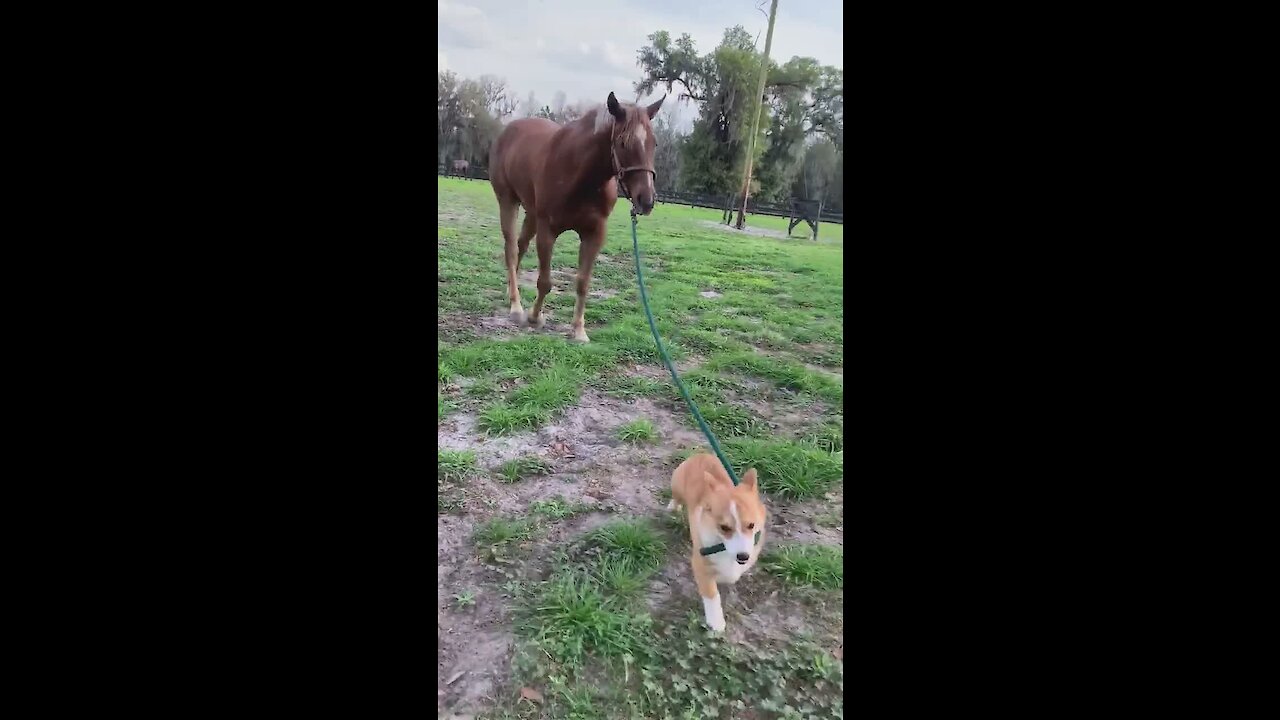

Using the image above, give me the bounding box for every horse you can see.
[451,159,470,179]
[489,91,665,343]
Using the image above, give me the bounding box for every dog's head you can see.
[696,469,766,565]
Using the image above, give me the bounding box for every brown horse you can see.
[451,159,469,178]
[489,92,665,342]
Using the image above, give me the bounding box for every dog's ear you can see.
[740,468,758,492]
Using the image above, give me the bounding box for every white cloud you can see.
[439,51,447,72]
[438,0,491,49]
[436,0,841,130]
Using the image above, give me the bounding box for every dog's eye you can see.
[719,525,732,534]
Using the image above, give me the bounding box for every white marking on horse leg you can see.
[569,292,589,342]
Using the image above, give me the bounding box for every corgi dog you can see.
[667,453,767,632]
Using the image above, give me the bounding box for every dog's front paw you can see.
[702,595,726,632]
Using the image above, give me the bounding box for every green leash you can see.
[628,213,742,488]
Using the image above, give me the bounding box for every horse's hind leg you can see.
[515,212,536,272]
[528,221,555,330]
[498,198,525,325]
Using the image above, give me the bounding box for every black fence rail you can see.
[438,164,491,181]
[436,167,842,225]
[659,189,843,225]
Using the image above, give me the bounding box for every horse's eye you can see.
[719,524,732,534]
[747,523,755,530]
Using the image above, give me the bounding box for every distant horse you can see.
[451,159,470,179]
[489,92,665,342]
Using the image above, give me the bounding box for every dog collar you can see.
[700,530,762,556]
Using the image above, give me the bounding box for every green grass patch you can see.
[473,517,534,547]
[477,404,551,435]
[509,365,582,412]
[700,403,767,438]
[437,449,478,483]
[761,544,844,589]
[518,570,653,664]
[530,495,591,520]
[440,335,614,380]
[802,422,844,453]
[585,518,667,571]
[720,437,843,499]
[704,351,843,404]
[600,374,665,399]
[438,394,455,421]
[478,365,583,434]
[616,419,658,444]
[497,455,553,483]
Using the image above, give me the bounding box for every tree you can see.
[636,26,768,196]
[791,138,840,210]
[651,115,686,192]
[635,26,843,206]
[437,71,505,169]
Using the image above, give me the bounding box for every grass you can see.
[600,374,665,399]
[585,519,667,571]
[718,437,843,499]
[503,519,843,719]
[438,449,478,483]
[437,178,843,720]
[498,455,553,483]
[473,517,534,547]
[530,495,592,520]
[477,403,549,434]
[802,422,844,453]
[518,570,653,664]
[616,419,658,444]
[760,544,844,589]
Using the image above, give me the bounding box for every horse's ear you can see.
[606,92,626,121]
[646,93,667,119]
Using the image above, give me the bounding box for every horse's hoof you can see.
[530,315,545,330]
[569,329,590,343]
[509,308,526,325]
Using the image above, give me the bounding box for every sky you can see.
[438,0,843,131]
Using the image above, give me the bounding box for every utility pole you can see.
[734,0,779,230]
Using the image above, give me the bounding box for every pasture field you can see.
[437,177,844,720]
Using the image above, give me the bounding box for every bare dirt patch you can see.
[437,514,515,716]
[698,219,792,240]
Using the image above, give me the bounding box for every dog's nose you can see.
[735,552,749,562]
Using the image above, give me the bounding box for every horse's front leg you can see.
[569,224,604,343]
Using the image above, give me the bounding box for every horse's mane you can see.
[589,103,643,138]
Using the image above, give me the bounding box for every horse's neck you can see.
[560,128,614,192]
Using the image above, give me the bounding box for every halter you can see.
[610,121,656,216]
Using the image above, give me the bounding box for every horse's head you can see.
[605,91,665,215]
